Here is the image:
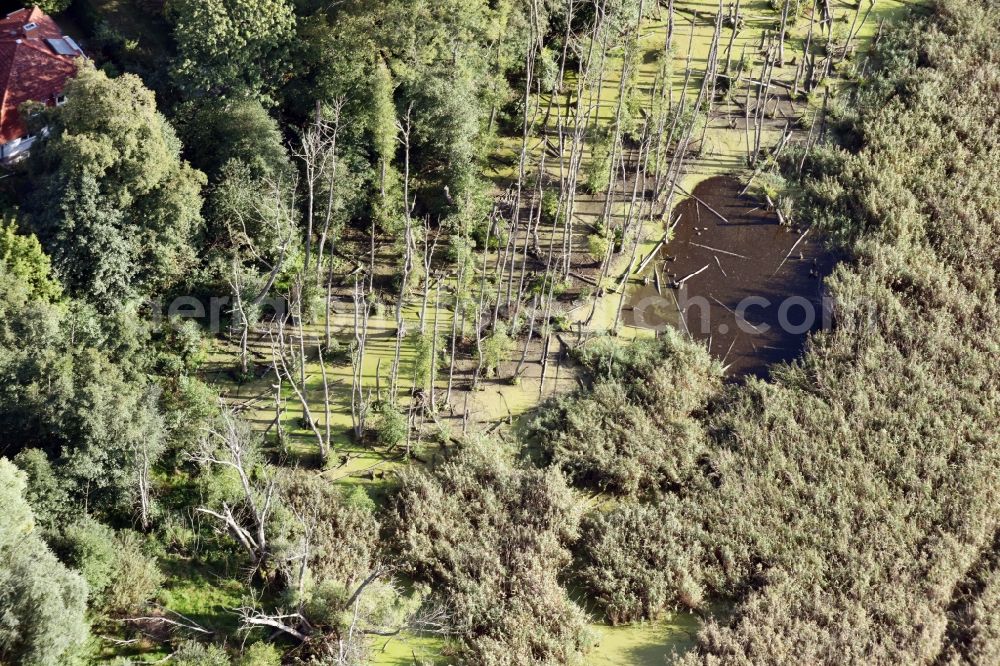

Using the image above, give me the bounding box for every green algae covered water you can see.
[587,612,702,665]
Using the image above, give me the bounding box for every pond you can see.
[624,175,836,377]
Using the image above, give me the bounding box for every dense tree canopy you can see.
[0,220,61,302]
[167,0,295,99]
[0,459,89,666]
[173,97,290,182]
[25,65,205,307]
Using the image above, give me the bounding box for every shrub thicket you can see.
[551,1,1000,662]
[389,439,591,664]
[525,330,722,496]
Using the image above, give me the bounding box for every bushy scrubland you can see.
[501,0,1000,662]
[348,3,1000,661]
[390,439,592,664]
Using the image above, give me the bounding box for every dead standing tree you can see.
[269,279,328,462]
[389,104,416,399]
[133,389,163,532]
[559,0,610,279]
[350,273,372,441]
[445,246,470,407]
[314,100,345,284]
[224,175,296,378]
[501,0,544,320]
[389,216,414,398]
[227,257,258,378]
[585,0,647,326]
[192,405,278,576]
[233,566,451,663]
[294,101,343,279]
[663,0,724,212]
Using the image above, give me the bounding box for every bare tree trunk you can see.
[136,441,151,530]
[777,0,791,66]
[293,281,307,389]
[744,67,754,165]
[351,275,363,439]
[472,216,496,391]
[514,293,539,378]
[698,3,725,152]
[228,259,251,377]
[429,281,442,413]
[419,219,440,335]
[316,100,344,285]
[799,0,817,92]
[613,132,652,331]
[512,148,546,326]
[445,254,467,407]
[272,352,284,447]
[350,274,371,441]
[390,217,413,399]
[193,406,277,571]
[492,209,512,322]
[325,257,335,349]
[662,4,723,220]
[723,0,741,74]
[560,0,609,279]
[319,341,331,462]
[504,0,543,317]
[295,102,337,277]
[272,296,325,456]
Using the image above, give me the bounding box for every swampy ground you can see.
[187,0,920,662]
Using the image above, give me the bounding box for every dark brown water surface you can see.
[624,176,836,378]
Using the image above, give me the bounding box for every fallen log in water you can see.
[674,264,710,288]
[773,228,810,276]
[637,232,669,274]
[569,271,600,287]
[715,72,794,91]
[688,241,747,259]
[675,183,731,223]
[714,255,728,277]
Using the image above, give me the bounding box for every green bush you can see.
[586,230,610,263]
[540,189,560,225]
[375,406,408,449]
[237,642,281,666]
[0,460,89,664]
[526,332,721,496]
[104,532,163,614]
[389,439,592,663]
[480,321,514,378]
[59,517,116,600]
[583,130,613,194]
[576,500,707,624]
[171,641,230,666]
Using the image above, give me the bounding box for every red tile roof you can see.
[0,6,80,144]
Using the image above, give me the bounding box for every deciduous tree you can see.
[26,65,205,307]
[168,0,295,99]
